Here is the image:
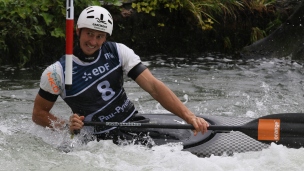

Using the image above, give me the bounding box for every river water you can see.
[1,54,304,171]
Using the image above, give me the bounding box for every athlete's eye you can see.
[87,32,94,37]
[96,35,105,39]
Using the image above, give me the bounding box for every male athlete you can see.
[32,6,209,143]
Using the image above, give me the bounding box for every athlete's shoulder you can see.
[102,41,118,49]
[115,42,131,49]
[103,42,133,51]
[40,62,64,95]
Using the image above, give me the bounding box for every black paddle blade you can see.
[236,113,304,148]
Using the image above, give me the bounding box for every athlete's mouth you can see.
[86,43,95,49]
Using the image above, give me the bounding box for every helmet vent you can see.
[87,10,94,14]
[87,10,95,19]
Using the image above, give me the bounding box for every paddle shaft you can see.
[83,121,239,131]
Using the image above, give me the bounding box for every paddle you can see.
[83,113,304,148]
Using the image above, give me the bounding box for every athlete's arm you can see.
[32,63,78,131]
[118,42,208,134]
[134,69,209,135]
[32,93,65,129]
[32,92,84,132]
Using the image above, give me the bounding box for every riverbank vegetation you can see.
[0,0,294,67]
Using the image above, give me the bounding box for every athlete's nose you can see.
[88,37,98,46]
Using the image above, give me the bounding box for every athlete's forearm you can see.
[135,70,196,123]
[32,110,67,129]
[32,94,68,129]
[150,80,196,123]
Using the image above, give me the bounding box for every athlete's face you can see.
[77,28,107,56]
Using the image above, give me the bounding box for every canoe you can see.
[81,113,304,157]
[135,113,270,157]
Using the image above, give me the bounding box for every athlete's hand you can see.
[188,116,209,136]
[69,114,85,133]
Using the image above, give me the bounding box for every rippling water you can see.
[1,54,304,171]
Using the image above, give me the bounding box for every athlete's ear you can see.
[76,27,80,36]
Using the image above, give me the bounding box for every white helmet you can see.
[77,6,113,35]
